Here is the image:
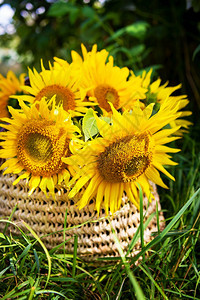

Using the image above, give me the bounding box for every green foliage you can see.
[0,0,152,72]
[47,1,80,19]
[1,0,200,117]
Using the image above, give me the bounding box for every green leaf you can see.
[129,44,145,57]
[99,116,112,124]
[125,21,149,39]
[69,9,80,24]
[108,21,149,42]
[82,109,98,141]
[82,6,96,19]
[47,1,79,18]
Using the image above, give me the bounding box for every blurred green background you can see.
[0,3,200,297]
[0,0,200,128]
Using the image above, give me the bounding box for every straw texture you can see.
[0,172,165,261]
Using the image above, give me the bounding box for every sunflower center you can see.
[17,119,70,176]
[35,84,76,111]
[94,84,119,112]
[25,133,53,162]
[97,132,154,183]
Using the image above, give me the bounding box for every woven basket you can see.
[0,172,165,262]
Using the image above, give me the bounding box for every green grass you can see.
[0,131,200,299]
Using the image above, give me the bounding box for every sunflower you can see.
[83,56,146,114]
[0,70,26,118]
[53,44,108,74]
[14,62,93,117]
[136,69,192,134]
[63,101,181,215]
[0,97,80,196]
[69,44,147,114]
[53,44,104,69]
[71,43,109,65]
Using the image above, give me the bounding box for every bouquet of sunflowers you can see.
[0,44,191,219]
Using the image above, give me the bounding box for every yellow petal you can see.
[104,183,111,215]
[96,181,106,214]
[153,160,175,181]
[78,176,99,210]
[145,167,168,188]
[68,173,92,198]
[28,176,41,195]
[13,172,29,185]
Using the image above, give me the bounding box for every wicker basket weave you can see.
[0,172,165,261]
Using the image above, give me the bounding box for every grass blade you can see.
[156,200,160,234]
[21,220,51,288]
[33,248,40,273]
[139,264,168,300]
[139,184,144,251]
[126,211,156,257]
[35,289,68,298]
[72,234,78,278]
[63,208,68,258]
[17,244,32,262]
[28,287,36,300]
[110,221,146,300]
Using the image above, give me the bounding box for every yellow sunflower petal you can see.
[95,181,106,215]
[126,186,140,209]
[117,183,124,210]
[78,175,100,210]
[28,176,41,195]
[152,160,175,181]
[145,167,168,188]
[104,183,111,215]
[68,173,92,198]
[13,172,30,185]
